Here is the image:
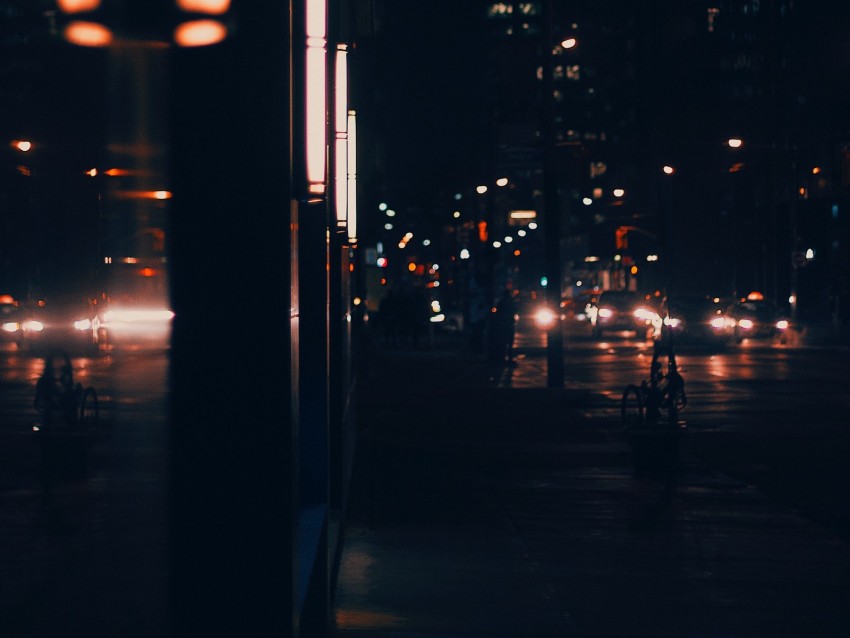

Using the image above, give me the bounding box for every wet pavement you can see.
[330,330,850,637]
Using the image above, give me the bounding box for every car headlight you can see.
[598,308,613,318]
[534,307,557,328]
[776,319,789,330]
[663,316,681,328]
[74,318,93,331]
[738,318,754,329]
[23,320,44,332]
[2,321,19,333]
[710,316,727,329]
[634,307,659,322]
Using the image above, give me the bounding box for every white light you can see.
[613,188,625,197]
[423,239,431,246]
[582,197,592,206]
[452,211,461,218]
[788,295,796,304]
[476,185,488,194]
[334,48,349,227]
[378,202,388,211]
[518,229,527,237]
[496,177,509,187]
[384,223,393,230]
[306,0,326,38]
[334,137,347,226]
[504,236,513,243]
[728,138,743,148]
[347,110,358,242]
[305,43,327,193]
[386,209,396,217]
[492,241,502,248]
[460,249,470,260]
[805,248,815,259]
[528,222,538,230]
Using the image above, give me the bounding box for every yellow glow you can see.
[58,0,100,13]
[64,21,113,47]
[174,20,228,47]
[177,0,231,14]
[306,44,327,191]
[113,190,173,200]
[812,166,821,174]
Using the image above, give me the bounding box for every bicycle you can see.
[621,340,687,430]
[33,349,99,436]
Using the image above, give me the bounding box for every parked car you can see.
[18,295,107,355]
[0,294,22,345]
[587,289,659,338]
[726,294,790,343]
[656,295,736,348]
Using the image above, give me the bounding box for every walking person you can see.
[489,289,518,365]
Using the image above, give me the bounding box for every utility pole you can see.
[542,0,564,388]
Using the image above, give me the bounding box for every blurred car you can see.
[726,294,790,343]
[428,298,464,333]
[656,295,735,348]
[587,289,659,338]
[18,296,106,355]
[0,294,22,345]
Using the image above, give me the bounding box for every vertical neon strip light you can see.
[305,0,327,195]
[334,45,348,226]
[347,110,357,243]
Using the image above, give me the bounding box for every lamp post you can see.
[541,0,568,388]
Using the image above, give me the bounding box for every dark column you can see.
[167,3,295,635]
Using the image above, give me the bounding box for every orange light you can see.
[746,291,764,301]
[513,249,521,256]
[139,268,157,278]
[477,221,488,242]
[177,0,231,14]
[57,0,100,13]
[105,168,131,177]
[407,262,416,272]
[174,19,227,47]
[64,21,113,47]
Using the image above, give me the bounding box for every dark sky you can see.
[360,4,496,210]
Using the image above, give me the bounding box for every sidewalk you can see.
[330,333,850,637]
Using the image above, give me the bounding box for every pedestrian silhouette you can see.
[489,289,518,365]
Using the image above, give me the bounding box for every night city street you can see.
[2,1,850,636]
